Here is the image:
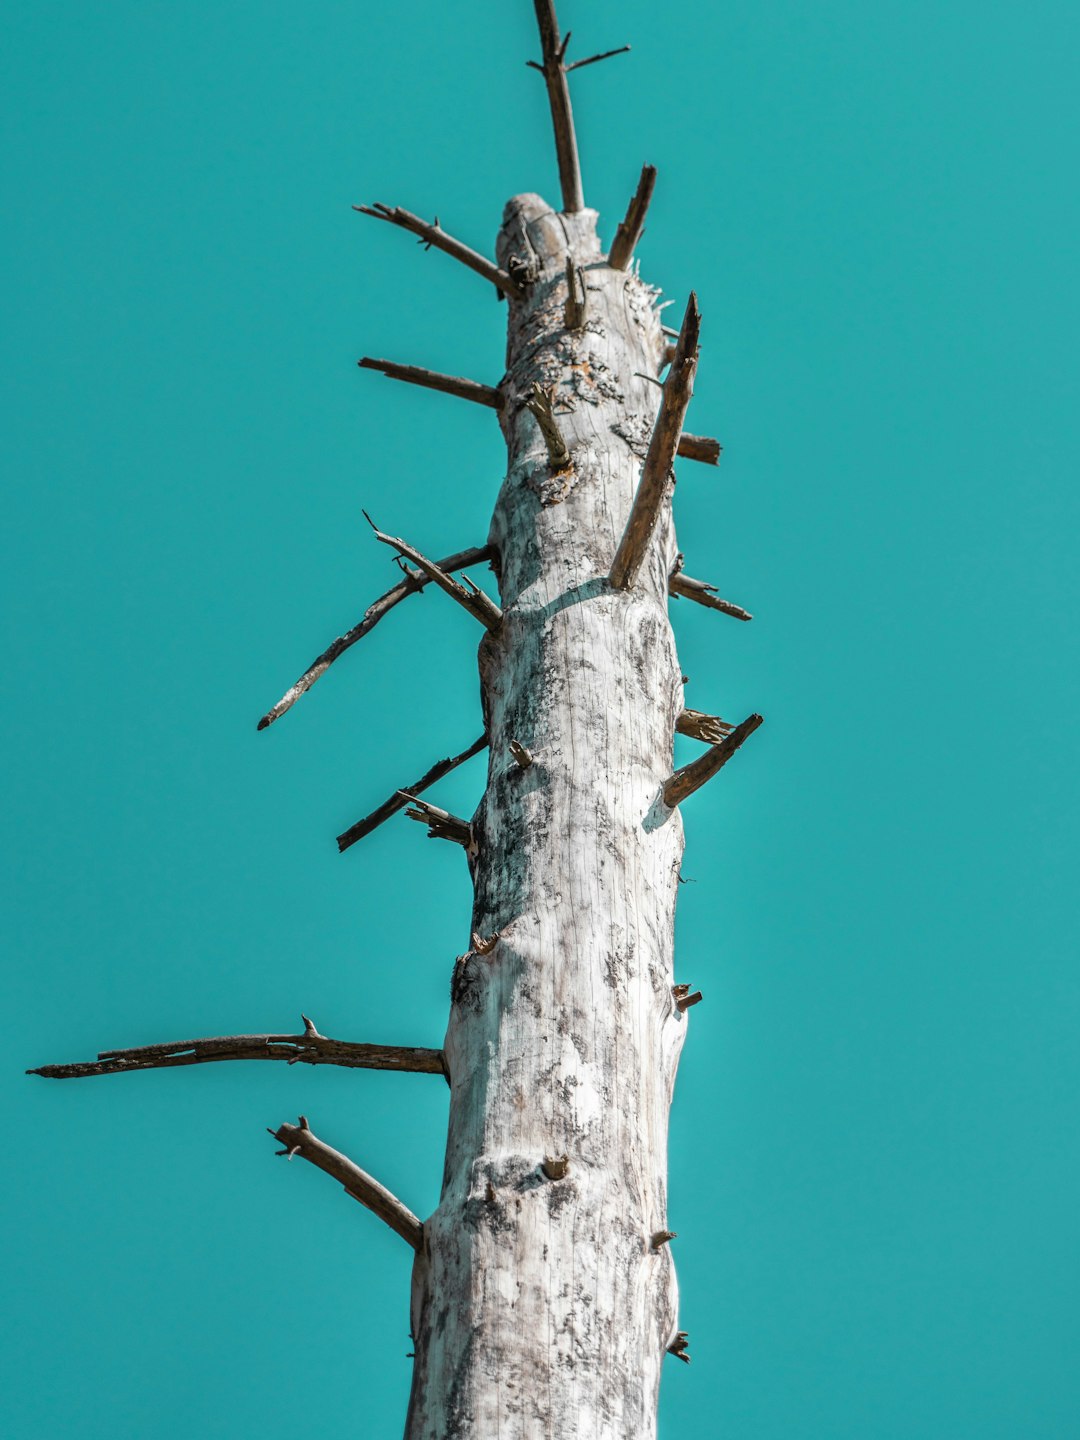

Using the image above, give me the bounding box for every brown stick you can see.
[663,713,763,808]
[675,709,735,745]
[669,570,752,622]
[609,293,701,590]
[257,544,493,730]
[337,735,488,853]
[676,433,722,465]
[531,0,584,212]
[29,1023,446,1080]
[369,524,503,631]
[357,357,502,410]
[271,1116,423,1251]
[526,382,572,469]
[400,793,473,848]
[355,203,523,300]
[566,45,631,72]
[608,164,657,271]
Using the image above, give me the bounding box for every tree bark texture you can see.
[405,196,691,1439]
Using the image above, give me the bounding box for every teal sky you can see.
[5,1,1078,1436]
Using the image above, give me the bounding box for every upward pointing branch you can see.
[608,165,657,271]
[270,1116,423,1251]
[257,543,493,730]
[355,203,524,300]
[531,0,584,212]
[609,293,701,590]
[368,521,503,631]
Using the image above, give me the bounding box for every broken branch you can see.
[270,1115,423,1251]
[670,570,752,622]
[531,0,584,212]
[608,164,656,271]
[609,293,701,590]
[369,524,503,631]
[663,713,763,808]
[563,257,586,329]
[525,382,572,469]
[676,433,722,465]
[675,709,735,745]
[29,1025,446,1080]
[257,544,493,730]
[668,1331,691,1364]
[357,357,501,411]
[337,735,488,853]
[400,793,473,848]
[355,203,523,300]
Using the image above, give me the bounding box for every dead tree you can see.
[31,3,761,1435]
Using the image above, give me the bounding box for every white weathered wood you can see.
[404,194,690,1440]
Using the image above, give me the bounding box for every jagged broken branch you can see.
[337,735,488,853]
[526,382,572,469]
[271,1116,423,1251]
[608,164,656,271]
[257,543,493,729]
[663,713,764,808]
[355,203,523,300]
[670,569,752,622]
[676,433,722,465]
[675,709,735,745]
[609,293,701,590]
[401,793,473,848]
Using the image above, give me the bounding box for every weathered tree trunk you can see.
[405,198,687,1439]
[30,7,762,1436]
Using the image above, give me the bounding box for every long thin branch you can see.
[565,44,631,72]
[676,708,735,745]
[337,735,488,853]
[355,203,523,300]
[532,0,584,212]
[29,1023,446,1080]
[608,164,656,271]
[663,713,763,808]
[676,433,722,465]
[271,1116,423,1251]
[670,569,752,622]
[257,544,493,730]
[609,293,701,590]
[357,357,502,410]
[369,524,503,631]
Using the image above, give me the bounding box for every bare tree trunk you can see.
[31,6,762,1436]
[405,199,688,1438]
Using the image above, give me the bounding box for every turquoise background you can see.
[5,1,1078,1435]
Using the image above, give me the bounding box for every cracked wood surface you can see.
[404,192,692,1440]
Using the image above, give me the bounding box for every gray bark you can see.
[404,197,691,1439]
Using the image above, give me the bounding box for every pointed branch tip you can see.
[663,713,763,808]
[609,164,657,271]
[610,293,701,590]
